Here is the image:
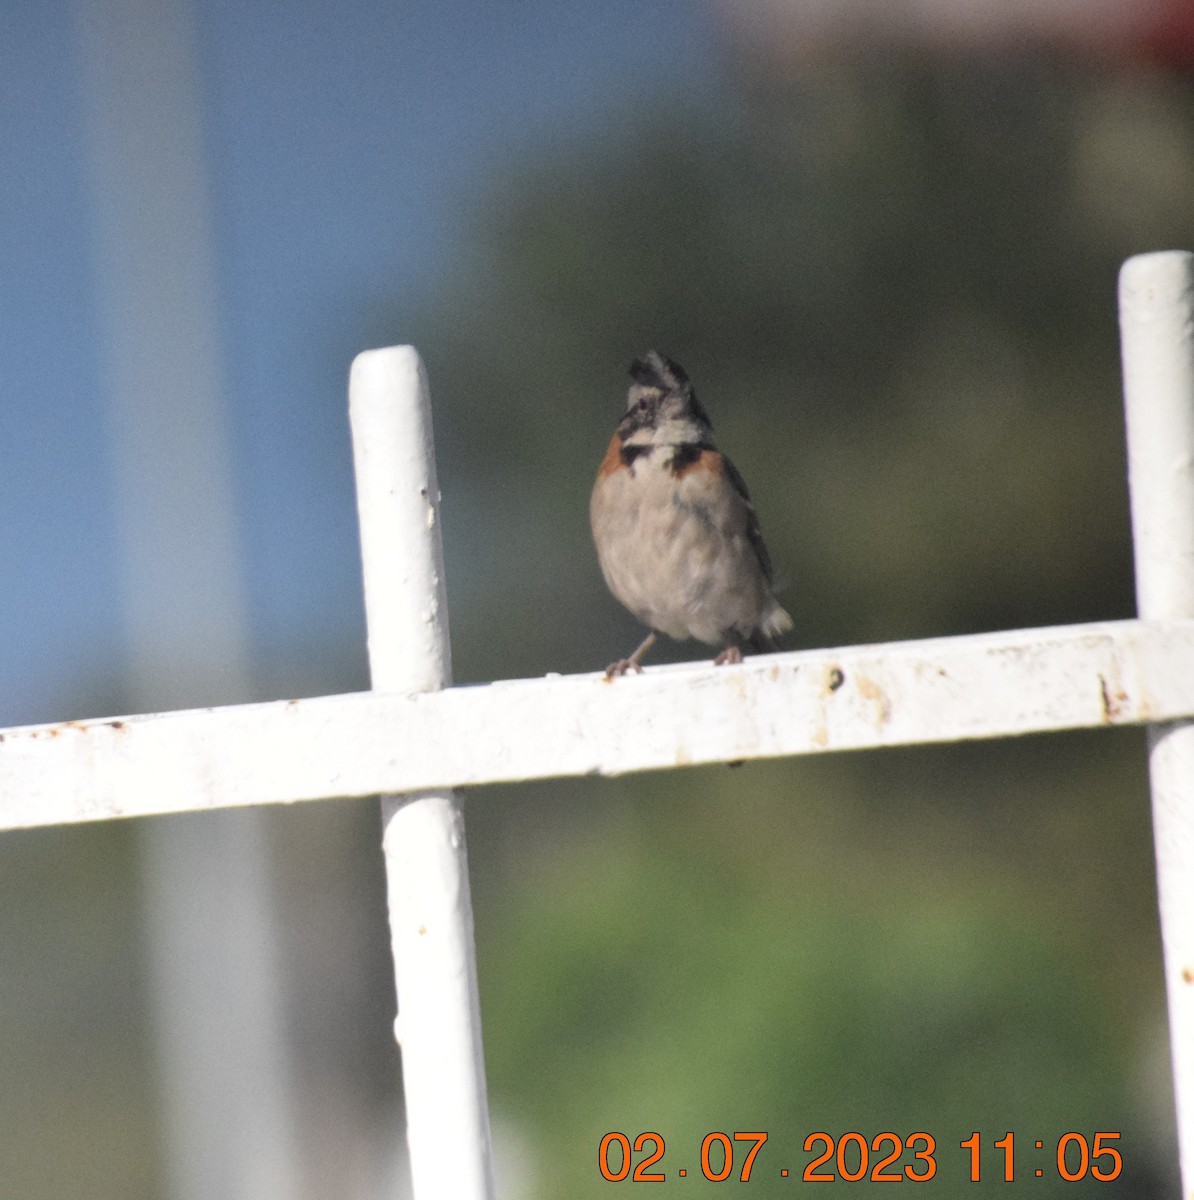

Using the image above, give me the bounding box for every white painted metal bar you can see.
[1120,250,1194,1199]
[348,347,495,1200]
[2,617,1194,831]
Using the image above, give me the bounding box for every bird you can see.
[590,350,792,676]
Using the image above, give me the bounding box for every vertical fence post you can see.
[1120,250,1194,1197]
[349,347,495,1200]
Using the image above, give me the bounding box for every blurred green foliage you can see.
[384,51,1194,1197]
[0,823,155,1198]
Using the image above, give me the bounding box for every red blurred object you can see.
[716,0,1194,69]
[1141,0,1194,67]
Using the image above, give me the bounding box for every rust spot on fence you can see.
[1182,966,1194,985]
[856,676,893,727]
[106,720,127,732]
[34,722,92,737]
[1098,674,1130,723]
[810,665,845,747]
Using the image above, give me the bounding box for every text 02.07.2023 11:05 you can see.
[598,1130,1124,1183]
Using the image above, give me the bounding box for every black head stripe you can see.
[616,398,659,439]
[629,350,690,393]
[686,392,713,430]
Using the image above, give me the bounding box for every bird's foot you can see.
[603,631,659,679]
[714,646,744,666]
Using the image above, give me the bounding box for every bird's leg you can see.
[713,644,744,666]
[605,631,658,678]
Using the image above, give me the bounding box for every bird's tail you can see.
[749,602,793,651]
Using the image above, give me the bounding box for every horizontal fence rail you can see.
[2,615,1192,832]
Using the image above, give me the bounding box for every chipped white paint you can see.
[348,347,495,1200]
[1120,250,1194,1198]
[2,617,1193,831]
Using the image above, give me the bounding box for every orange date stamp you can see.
[598,1130,1123,1183]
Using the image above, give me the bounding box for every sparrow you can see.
[590,351,792,676]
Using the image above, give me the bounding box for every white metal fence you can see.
[2,250,1194,1199]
